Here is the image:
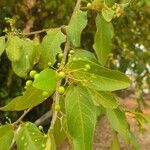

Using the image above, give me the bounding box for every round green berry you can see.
[58,53,64,59]
[42,91,49,97]
[34,73,40,80]
[68,54,71,57]
[48,62,52,67]
[73,57,77,61]
[54,104,61,111]
[69,50,75,54]
[29,70,37,78]
[83,68,88,72]
[25,80,32,87]
[58,71,66,79]
[57,63,61,67]
[87,3,92,9]
[58,86,65,95]
[85,64,91,70]
[38,125,43,131]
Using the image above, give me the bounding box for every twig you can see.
[12,108,32,127]
[50,0,81,129]
[34,111,52,126]
[20,28,50,36]
[16,25,66,36]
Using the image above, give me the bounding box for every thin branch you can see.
[50,0,81,129]
[34,111,52,126]
[12,108,32,127]
[20,28,50,36]
[16,25,66,36]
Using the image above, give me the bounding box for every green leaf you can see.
[104,0,116,7]
[111,132,120,150]
[33,68,58,92]
[68,60,131,91]
[89,89,119,108]
[102,7,115,22]
[0,36,5,56]
[132,112,150,129]
[129,132,140,150]
[0,86,50,111]
[12,38,41,77]
[39,28,66,68]
[6,35,23,62]
[45,133,56,150]
[0,124,14,150]
[69,49,97,63]
[106,108,130,142]
[53,116,66,145]
[66,9,87,47]
[16,122,47,150]
[65,84,97,150]
[93,14,114,65]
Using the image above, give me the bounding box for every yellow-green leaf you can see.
[0,124,14,150]
[66,9,87,47]
[68,60,131,91]
[65,84,97,150]
[16,122,47,150]
[39,29,66,68]
[93,14,114,65]
[33,68,58,92]
[6,35,23,62]
[0,36,5,56]
[0,86,49,111]
[89,89,119,108]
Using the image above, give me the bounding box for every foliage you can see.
[0,0,150,150]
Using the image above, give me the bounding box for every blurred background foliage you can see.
[0,0,149,123]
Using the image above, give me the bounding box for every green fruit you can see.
[58,86,65,94]
[29,70,37,78]
[68,54,71,57]
[58,71,66,79]
[83,68,88,72]
[58,53,64,59]
[57,63,61,67]
[25,80,32,87]
[73,57,77,61]
[54,104,61,111]
[87,3,92,9]
[38,126,43,131]
[69,50,75,54]
[34,73,40,80]
[42,91,49,97]
[85,64,91,70]
[48,62,52,67]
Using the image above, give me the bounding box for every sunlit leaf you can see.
[102,7,115,22]
[106,108,130,142]
[33,68,58,92]
[0,124,14,150]
[16,122,47,150]
[89,89,119,108]
[0,86,50,111]
[68,60,131,91]
[0,36,5,56]
[6,35,23,62]
[12,38,41,77]
[69,49,97,63]
[65,84,97,150]
[39,28,66,68]
[93,14,114,65]
[110,132,120,150]
[45,133,56,150]
[66,9,87,47]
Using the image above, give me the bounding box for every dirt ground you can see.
[58,97,150,150]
